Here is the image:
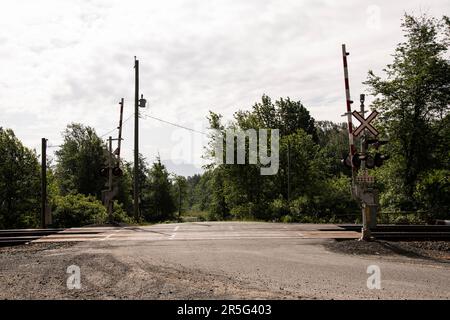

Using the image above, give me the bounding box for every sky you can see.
[0,0,448,176]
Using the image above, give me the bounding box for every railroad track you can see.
[0,224,449,246]
[0,229,101,246]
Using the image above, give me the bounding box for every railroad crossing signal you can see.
[352,110,379,137]
[100,166,123,177]
[341,138,389,170]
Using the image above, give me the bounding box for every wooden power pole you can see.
[134,57,140,221]
[41,138,47,229]
[108,136,114,223]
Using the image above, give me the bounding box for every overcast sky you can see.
[0,0,448,176]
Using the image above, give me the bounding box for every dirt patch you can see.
[325,239,450,262]
[0,242,76,255]
[0,242,295,299]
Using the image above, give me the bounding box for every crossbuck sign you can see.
[352,110,379,137]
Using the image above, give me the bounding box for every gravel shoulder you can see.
[324,240,450,263]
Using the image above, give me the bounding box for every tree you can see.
[172,175,188,217]
[126,154,151,221]
[145,157,175,221]
[316,121,350,177]
[185,174,201,210]
[208,168,229,220]
[55,123,107,199]
[204,95,328,221]
[0,128,41,228]
[233,94,316,138]
[115,160,134,219]
[365,14,450,210]
[188,171,214,213]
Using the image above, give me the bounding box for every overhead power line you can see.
[99,112,134,138]
[50,111,205,149]
[140,112,207,135]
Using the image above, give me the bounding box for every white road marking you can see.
[169,226,179,239]
[32,224,360,243]
[101,234,113,241]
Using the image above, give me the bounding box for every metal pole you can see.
[134,57,140,221]
[360,95,366,171]
[108,136,113,223]
[41,138,47,229]
[359,94,372,240]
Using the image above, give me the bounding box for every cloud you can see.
[0,0,448,175]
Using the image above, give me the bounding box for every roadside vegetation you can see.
[0,13,448,229]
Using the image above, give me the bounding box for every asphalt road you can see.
[1,222,449,299]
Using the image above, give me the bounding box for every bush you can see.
[414,169,450,219]
[230,202,257,220]
[281,215,294,223]
[378,212,429,225]
[112,201,134,224]
[52,194,107,227]
[289,196,311,218]
[269,198,289,219]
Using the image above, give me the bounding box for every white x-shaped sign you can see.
[352,110,379,137]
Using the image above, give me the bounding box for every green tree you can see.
[189,171,214,213]
[208,167,229,220]
[316,121,350,177]
[172,175,188,217]
[126,154,151,221]
[234,94,316,138]
[145,157,175,221]
[204,95,325,221]
[0,128,40,228]
[115,161,134,220]
[365,14,450,210]
[55,123,107,199]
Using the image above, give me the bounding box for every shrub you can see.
[289,196,311,218]
[230,202,257,220]
[111,201,134,224]
[269,198,289,219]
[281,215,294,223]
[414,169,450,219]
[52,194,107,227]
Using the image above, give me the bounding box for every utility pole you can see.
[287,140,291,203]
[134,57,140,221]
[41,138,47,229]
[133,57,147,222]
[108,136,114,223]
[117,98,124,160]
[178,181,181,218]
